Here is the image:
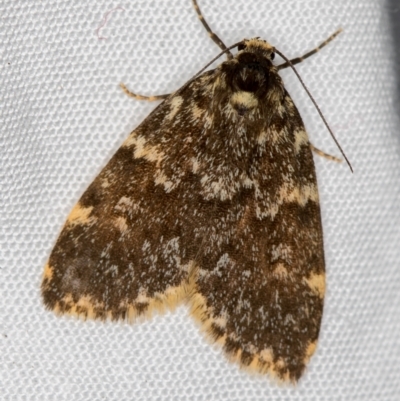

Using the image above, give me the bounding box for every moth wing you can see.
[42,98,198,321]
[42,58,325,381]
[189,94,325,382]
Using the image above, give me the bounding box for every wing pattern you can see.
[42,39,325,381]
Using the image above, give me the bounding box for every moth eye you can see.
[270,52,275,60]
[238,43,246,51]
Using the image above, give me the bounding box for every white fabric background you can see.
[1,0,400,400]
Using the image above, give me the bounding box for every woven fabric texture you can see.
[1,0,400,400]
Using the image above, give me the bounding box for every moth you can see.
[42,0,346,382]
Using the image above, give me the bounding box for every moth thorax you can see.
[229,52,270,115]
[230,91,258,116]
[234,53,269,93]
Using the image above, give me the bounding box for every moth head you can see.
[238,38,275,62]
[223,38,277,116]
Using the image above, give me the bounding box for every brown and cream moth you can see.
[42,0,344,382]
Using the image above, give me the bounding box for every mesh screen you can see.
[1,0,400,399]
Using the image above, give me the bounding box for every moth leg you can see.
[120,83,170,102]
[310,143,342,163]
[278,28,342,70]
[192,0,233,59]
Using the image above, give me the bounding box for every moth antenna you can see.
[278,29,343,70]
[177,41,243,94]
[275,48,353,173]
[192,0,233,59]
[193,41,243,78]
